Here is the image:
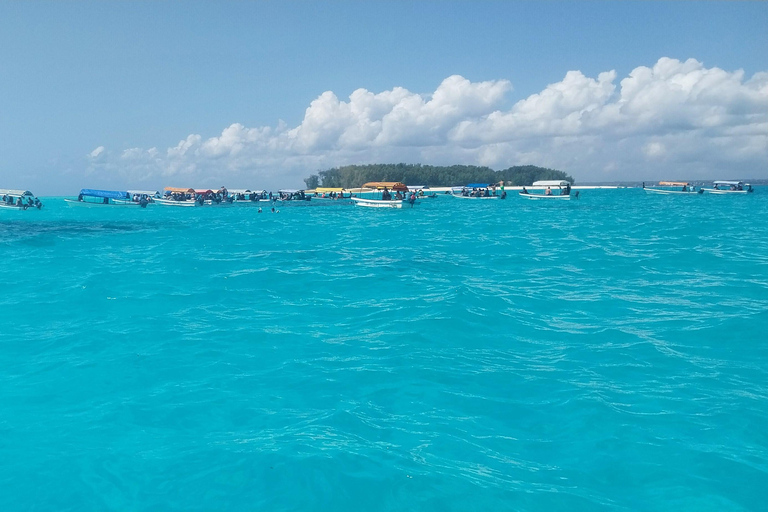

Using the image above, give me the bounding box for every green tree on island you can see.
[304,164,573,189]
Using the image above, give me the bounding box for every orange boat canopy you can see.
[362,182,408,191]
[164,187,195,194]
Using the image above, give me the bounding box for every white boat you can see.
[351,197,410,208]
[406,185,438,199]
[519,180,575,200]
[229,189,270,206]
[306,187,353,205]
[353,182,418,208]
[65,189,150,207]
[451,183,503,199]
[643,181,701,195]
[701,180,753,194]
[0,189,43,210]
[155,187,233,207]
[275,189,312,206]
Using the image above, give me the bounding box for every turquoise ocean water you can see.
[1,189,767,510]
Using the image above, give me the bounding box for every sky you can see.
[1,1,766,195]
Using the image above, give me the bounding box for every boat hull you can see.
[154,198,199,207]
[519,193,571,200]
[452,194,499,200]
[701,189,751,195]
[644,189,700,195]
[64,198,144,207]
[351,197,412,208]
[0,203,39,210]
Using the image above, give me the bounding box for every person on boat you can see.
[546,187,552,196]
[16,197,23,206]
[564,184,572,196]
[521,187,528,194]
[382,187,391,200]
[395,190,403,200]
[103,197,109,204]
[77,194,84,201]
[483,188,490,197]
[681,184,687,192]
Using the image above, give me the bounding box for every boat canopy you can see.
[0,189,35,197]
[279,189,303,194]
[532,180,570,187]
[713,180,743,186]
[406,185,429,190]
[362,182,408,191]
[194,189,214,195]
[658,181,691,186]
[79,189,130,200]
[126,190,159,196]
[227,189,252,195]
[164,187,195,194]
[466,183,491,188]
[316,187,344,193]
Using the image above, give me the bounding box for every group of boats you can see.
[643,180,754,195]
[1,179,757,212]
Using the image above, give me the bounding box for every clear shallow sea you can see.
[1,189,767,511]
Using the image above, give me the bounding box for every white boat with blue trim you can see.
[65,189,151,207]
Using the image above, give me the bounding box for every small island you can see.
[304,164,573,189]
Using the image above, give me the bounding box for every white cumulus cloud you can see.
[87,58,768,189]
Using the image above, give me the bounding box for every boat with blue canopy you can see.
[0,189,43,210]
[65,189,149,207]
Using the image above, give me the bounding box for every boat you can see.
[0,189,43,210]
[275,189,312,205]
[406,186,438,199]
[229,189,270,206]
[701,181,753,194]
[643,181,701,195]
[307,187,353,205]
[451,183,503,199]
[519,180,575,200]
[351,182,418,208]
[64,189,150,207]
[154,187,200,207]
[128,190,160,201]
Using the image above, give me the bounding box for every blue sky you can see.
[1,1,766,194]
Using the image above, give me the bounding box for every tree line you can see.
[303,164,573,189]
